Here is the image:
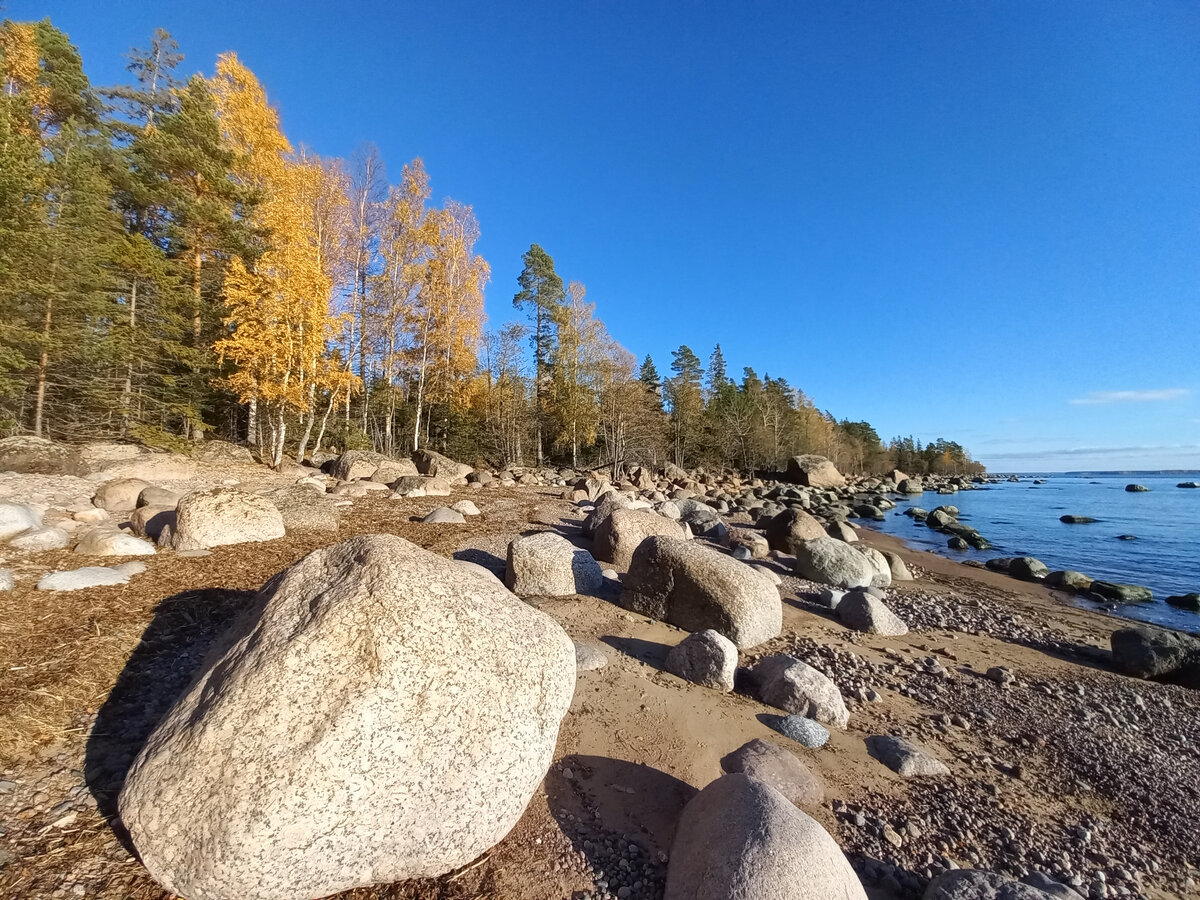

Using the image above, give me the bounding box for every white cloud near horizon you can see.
[1070,388,1190,405]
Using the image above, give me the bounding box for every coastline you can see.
[1,479,1198,899]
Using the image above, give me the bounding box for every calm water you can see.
[866,473,1200,635]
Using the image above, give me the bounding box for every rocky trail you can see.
[0,438,1196,900]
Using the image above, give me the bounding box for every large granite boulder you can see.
[784,454,845,489]
[504,532,603,597]
[764,507,825,554]
[665,629,738,691]
[792,537,876,589]
[0,503,41,541]
[171,488,285,551]
[593,507,688,570]
[0,436,87,476]
[411,448,473,480]
[581,491,633,536]
[73,527,156,557]
[1110,626,1200,687]
[328,450,388,482]
[750,654,849,728]
[924,869,1081,899]
[720,738,824,807]
[664,774,865,900]
[620,536,781,649]
[837,590,908,636]
[119,534,576,900]
[92,478,151,512]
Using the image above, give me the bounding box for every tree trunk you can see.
[121,279,138,434]
[296,381,317,463]
[32,293,53,437]
[313,390,335,458]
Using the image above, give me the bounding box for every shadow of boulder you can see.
[84,587,257,849]
[545,754,695,894]
[601,635,673,672]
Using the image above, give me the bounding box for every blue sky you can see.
[14,0,1200,471]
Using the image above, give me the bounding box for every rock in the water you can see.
[118,534,575,900]
[1166,592,1200,611]
[1045,570,1092,591]
[664,774,865,900]
[750,654,849,728]
[620,536,781,649]
[504,532,603,597]
[93,478,151,512]
[421,507,466,524]
[1059,515,1097,524]
[720,738,824,806]
[1110,626,1200,686]
[866,735,950,777]
[837,590,908,636]
[792,537,876,589]
[924,868,1080,899]
[0,503,41,541]
[764,507,826,553]
[1089,580,1152,604]
[1008,557,1049,581]
[763,714,830,749]
[784,454,846,489]
[1125,483,1150,492]
[37,562,145,591]
[898,478,924,494]
[665,629,738,691]
[411,448,473,480]
[171,488,285,551]
[0,436,87,476]
[74,527,156,557]
[593,507,688,570]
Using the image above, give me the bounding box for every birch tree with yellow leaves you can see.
[210,53,353,467]
[410,200,488,450]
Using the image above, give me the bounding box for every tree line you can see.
[0,20,984,477]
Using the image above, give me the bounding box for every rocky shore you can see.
[0,439,1197,899]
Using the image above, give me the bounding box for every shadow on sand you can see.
[84,587,256,850]
[544,754,695,895]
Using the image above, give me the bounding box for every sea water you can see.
[866,473,1200,635]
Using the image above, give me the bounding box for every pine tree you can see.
[666,345,704,467]
[638,354,661,401]
[512,243,565,464]
[706,344,727,396]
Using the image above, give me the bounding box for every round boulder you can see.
[593,507,688,570]
[765,507,825,554]
[620,536,782,649]
[665,629,738,691]
[664,774,865,900]
[750,654,849,728]
[504,532,603,597]
[792,537,876,589]
[118,534,576,900]
[171,488,285,551]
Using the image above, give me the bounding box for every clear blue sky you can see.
[13,0,1200,471]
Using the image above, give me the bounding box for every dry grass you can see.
[0,485,577,899]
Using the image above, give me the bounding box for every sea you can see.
[865,472,1200,635]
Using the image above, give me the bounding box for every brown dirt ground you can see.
[0,483,1196,899]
